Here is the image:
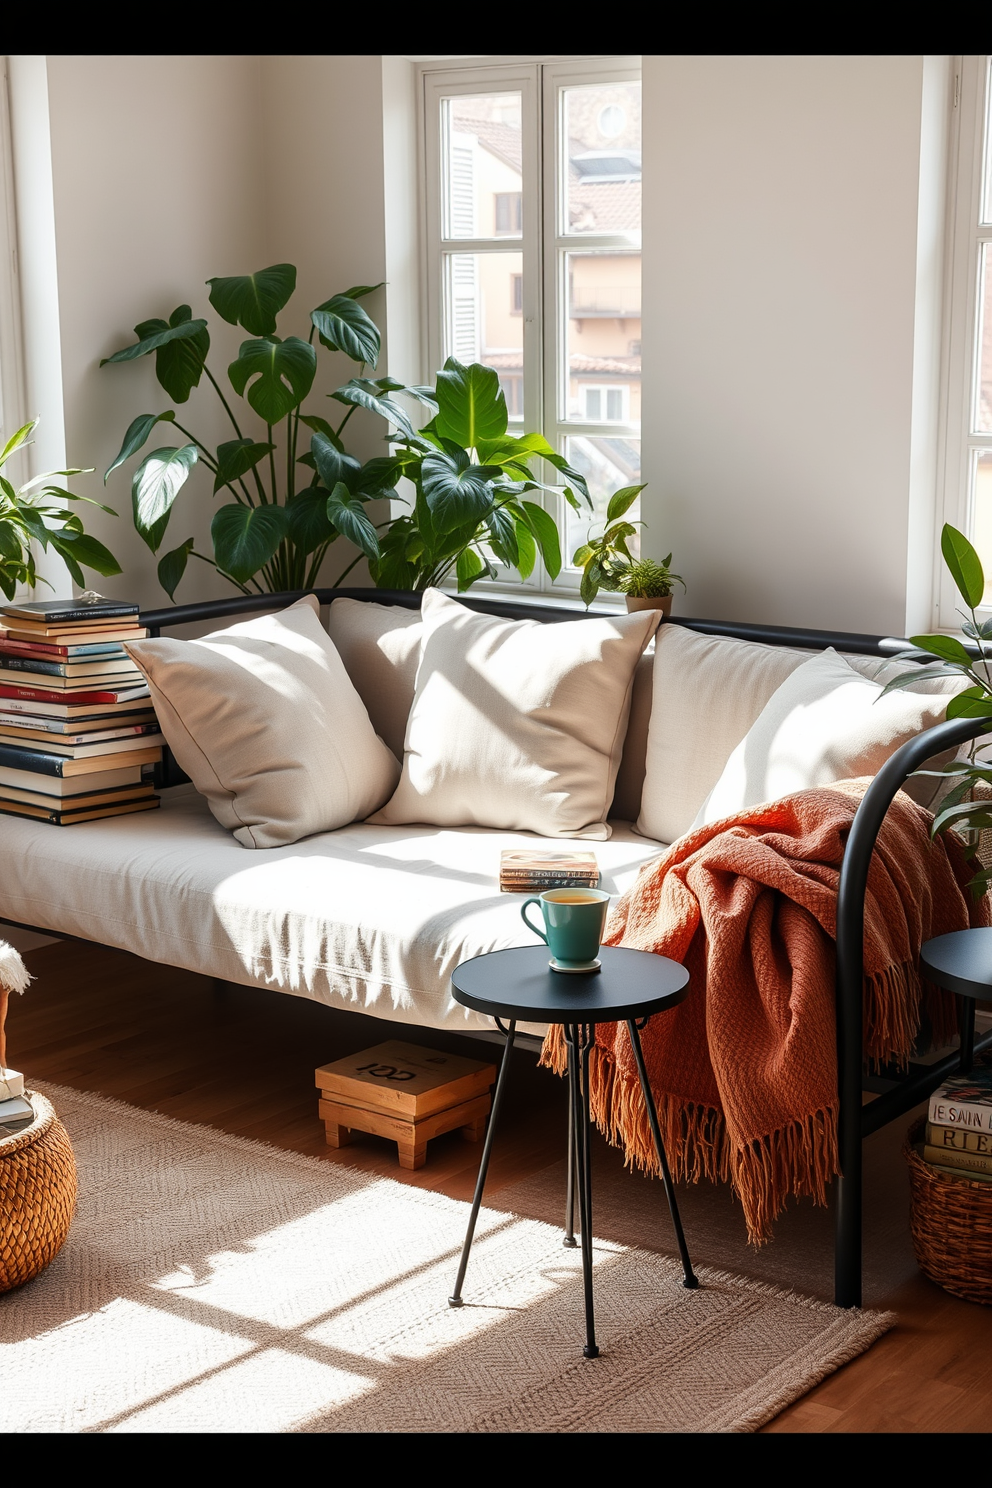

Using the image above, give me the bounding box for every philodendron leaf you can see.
[456,547,489,592]
[207,264,297,337]
[329,379,418,440]
[311,432,362,493]
[150,305,210,403]
[132,444,198,551]
[287,486,337,553]
[325,482,380,560]
[354,456,403,498]
[434,359,507,450]
[228,337,317,423]
[311,295,381,367]
[213,438,274,494]
[942,523,986,610]
[101,314,209,371]
[520,500,562,580]
[211,502,289,586]
[298,414,341,448]
[105,412,176,483]
[421,448,500,533]
[157,537,195,600]
[340,283,384,301]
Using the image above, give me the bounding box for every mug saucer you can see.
[549,955,602,975]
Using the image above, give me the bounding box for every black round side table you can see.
[920,927,992,1071]
[448,944,698,1360]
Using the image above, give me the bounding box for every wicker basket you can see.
[0,1092,77,1293]
[904,1116,992,1305]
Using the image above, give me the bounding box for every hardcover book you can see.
[928,1057,992,1135]
[1,598,138,623]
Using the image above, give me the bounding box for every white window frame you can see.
[937,55,992,628]
[419,55,641,596]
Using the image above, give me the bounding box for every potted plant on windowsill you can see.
[618,556,685,615]
[572,484,684,614]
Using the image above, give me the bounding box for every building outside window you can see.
[422,57,641,592]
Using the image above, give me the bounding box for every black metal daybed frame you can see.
[10,585,992,1309]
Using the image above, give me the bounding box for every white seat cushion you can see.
[2,785,666,1037]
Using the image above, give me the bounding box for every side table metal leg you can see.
[626,1020,698,1290]
[567,1022,599,1359]
[449,1020,517,1308]
[564,1057,577,1248]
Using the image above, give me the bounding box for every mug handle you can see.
[520,897,548,945]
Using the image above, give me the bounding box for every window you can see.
[422,57,641,592]
[939,57,992,623]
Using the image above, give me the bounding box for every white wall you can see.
[641,54,943,636]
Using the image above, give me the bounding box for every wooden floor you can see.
[6,937,992,1434]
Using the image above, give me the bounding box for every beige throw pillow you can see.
[692,649,953,828]
[125,596,400,849]
[326,598,423,761]
[370,589,660,839]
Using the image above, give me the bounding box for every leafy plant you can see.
[365,358,592,592]
[101,265,436,599]
[881,523,992,892]
[619,555,685,600]
[0,419,121,601]
[571,486,683,607]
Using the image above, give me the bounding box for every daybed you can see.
[4,585,991,1306]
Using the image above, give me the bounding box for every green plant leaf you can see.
[105,412,176,483]
[0,420,37,466]
[606,483,646,524]
[207,264,296,337]
[287,486,337,553]
[47,528,122,578]
[339,283,384,302]
[151,305,210,403]
[298,414,342,448]
[513,520,537,581]
[877,666,962,698]
[580,559,602,607]
[941,524,986,610]
[329,379,419,439]
[311,432,362,493]
[456,547,489,592]
[213,438,274,494]
[101,316,209,368]
[131,445,198,552]
[325,482,380,560]
[211,503,289,585]
[421,448,499,533]
[946,686,992,719]
[157,537,195,600]
[520,500,562,580]
[311,295,381,367]
[434,359,507,450]
[354,456,403,498]
[15,505,50,549]
[486,505,519,568]
[907,633,974,667]
[0,518,23,561]
[932,799,992,835]
[228,337,317,423]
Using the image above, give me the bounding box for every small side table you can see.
[448,944,698,1359]
[920,927,992,1071]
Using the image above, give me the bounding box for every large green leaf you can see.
[329,379,418,440]
[325,482,380,560]
[946,686,992,720]
[157,537,195,600]
[228,337,316,423]
[0,518,23,561]
[150,305,210,403]
[207,264,296,337]
[131,445,198,551]
[311,432,362,493]
[47,528,122,578]
[456,547,489,592]
[311,295,380,367]
[213,438,274,494]
[105,412,176,483]
[101,314,209,371]
[908,633,974,667]
[421,448,500,533]
[0,420,37,467]
[434,359,507,450]
[298,414,342,448]
[942,524,986,610]
[287,486,337,553]
[211,503,290,586]
[520,500,562,580]
[486,505,519,568]
[606,483,646,524]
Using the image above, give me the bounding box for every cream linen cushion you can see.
[692,648,953,828]
[371,589,660,839]
[124,596,399,849]
[326,598,423,760]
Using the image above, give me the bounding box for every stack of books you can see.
[499,849,600,893]
[0,598,162,825]
[922,1056,992,1183]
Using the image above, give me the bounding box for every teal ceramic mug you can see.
[520,887,611,971]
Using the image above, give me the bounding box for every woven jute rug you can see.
[0,1084,893,1434]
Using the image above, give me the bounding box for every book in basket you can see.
[928,1056,992,1136]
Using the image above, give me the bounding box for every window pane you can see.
[562,81,641,237]
[443,251,523,414]
[442,93,522,240]
[972,451,992,603]
[563,251,641,423]
[977,244,992,433]
[983,59,992,225]
[562,435,641,569]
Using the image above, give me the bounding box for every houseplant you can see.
[0,420,120,600]
[618,556,686,616]
[572,485,684,611]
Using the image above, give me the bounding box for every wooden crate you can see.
[315,1041,496,1170]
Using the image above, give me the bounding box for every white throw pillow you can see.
[370,589,660,839]
[692,648,953,829]
[125,596,400,849]
[326,598,423,761]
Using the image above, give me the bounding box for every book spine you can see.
[3,604,138,623]
[925,1122,992,1155]
[0,744,66,776]
[0,682,147,705]
[927,1094,992,1134]
[923,1144,992,1176]
[500,876,600,887]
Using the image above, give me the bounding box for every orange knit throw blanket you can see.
[541,780,989,1243]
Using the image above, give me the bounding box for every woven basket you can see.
[0,1092,77,1293]
[904,1116,992,1305]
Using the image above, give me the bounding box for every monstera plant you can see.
[101,264,436,598]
